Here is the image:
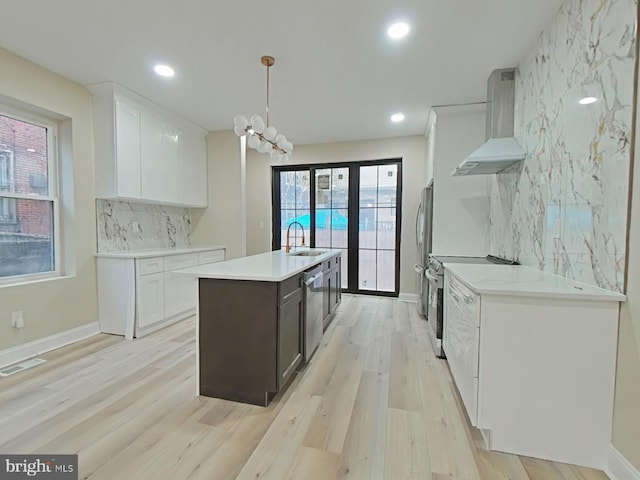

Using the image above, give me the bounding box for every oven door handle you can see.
[424,270,440,283]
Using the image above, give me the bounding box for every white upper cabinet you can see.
[427,104,489,256]
[178,127,208,207]
[114,100,142,199]
[89,82,208,207]
[140,111,177,203]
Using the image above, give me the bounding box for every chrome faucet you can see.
[285,221,306,253]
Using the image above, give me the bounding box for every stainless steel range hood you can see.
[452,68,525,176]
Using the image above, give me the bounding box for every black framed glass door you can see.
[276,169,311,250]
[272,159,402,296]
[357,163,399,293]
[313,167,349,289]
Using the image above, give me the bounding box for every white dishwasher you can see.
[303,266,324,361]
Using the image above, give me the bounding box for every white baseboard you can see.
[607,445,640,480]
[135,310,194,338]
[398,293,418,303]
[0,322,100,369]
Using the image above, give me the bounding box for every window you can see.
[0,109,59,281]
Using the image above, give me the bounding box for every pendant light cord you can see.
[265,63,270,127]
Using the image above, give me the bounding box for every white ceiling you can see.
[0,0,563,145]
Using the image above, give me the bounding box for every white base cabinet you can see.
[443,274,480,425]
[443,270,620,469]
[137,272,165,329]
[97,249,225,339]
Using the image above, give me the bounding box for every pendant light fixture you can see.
[233,56,293,161]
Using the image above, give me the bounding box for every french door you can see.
[272,159,402,296]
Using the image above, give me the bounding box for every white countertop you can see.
[179,249,341,282]
[95,245,225,259]
[443,263,626,302]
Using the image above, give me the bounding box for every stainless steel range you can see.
[425,254,518,358]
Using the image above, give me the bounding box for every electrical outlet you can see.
[11,311,24,329]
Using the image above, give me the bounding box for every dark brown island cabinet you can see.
[198,273,305,406]
[322,254,341,329]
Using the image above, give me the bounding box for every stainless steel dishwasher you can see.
[303,266,324,361]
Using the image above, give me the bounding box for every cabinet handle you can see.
[449,288,463,304]
[425,270,439,283]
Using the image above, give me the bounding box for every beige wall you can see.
[0,48,97,350]
[191,130,245,260]
[611,66,640,471]
[246,136,428,296]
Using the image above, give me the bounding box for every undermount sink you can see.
[289,250,327,257]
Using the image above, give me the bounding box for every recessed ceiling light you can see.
[154,64,175,78]
[388,22,410,39]
[579,96,598,105]
[391,113,405,123]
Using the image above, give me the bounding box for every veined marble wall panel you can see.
[488,0,635,292]
[96,200,191,252]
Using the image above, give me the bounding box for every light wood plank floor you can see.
[0,295,610,480]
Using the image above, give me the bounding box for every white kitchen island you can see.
[178,248,342,282]
[442,263,625,469]
[180,249,342,406]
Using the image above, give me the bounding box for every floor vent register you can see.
[0,358,46,377]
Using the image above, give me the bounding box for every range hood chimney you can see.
[452,68,525,176]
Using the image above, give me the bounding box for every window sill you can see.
[0,273,74,289]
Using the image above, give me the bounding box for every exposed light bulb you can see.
[263,126,278,141]
[276,134,288,150]
[247,135,261,150]
[234,115,248,129]
[250,115,265,134]
[258,141,271,154]
[284,141,294,153]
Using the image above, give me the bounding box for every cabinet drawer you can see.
[279,274,302,305]
[164,253,198,271]
[198,249,225,265]
[138,257,164,276]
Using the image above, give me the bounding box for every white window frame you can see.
[0,149,16,223]
[0,104,61,285]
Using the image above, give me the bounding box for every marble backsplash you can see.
[488,0,635,292]
[96,200,191,252]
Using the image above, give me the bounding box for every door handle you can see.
[415,205,421,250]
